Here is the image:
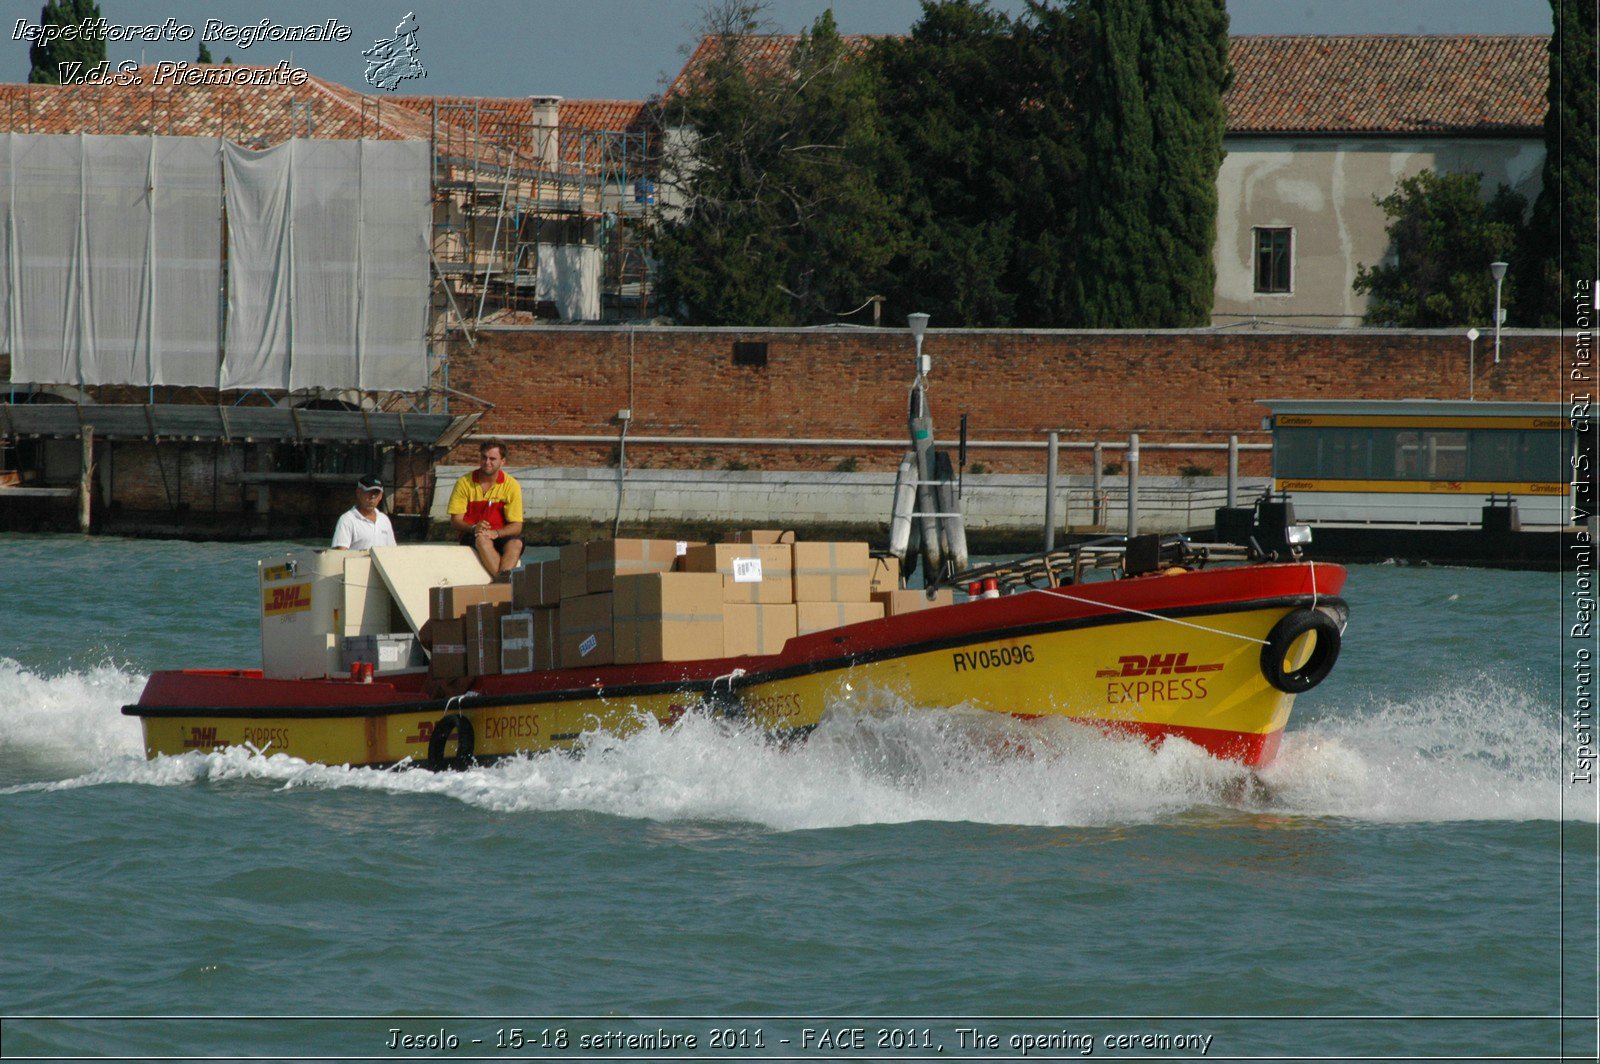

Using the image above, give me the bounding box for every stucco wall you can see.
[1213,136,1545,326]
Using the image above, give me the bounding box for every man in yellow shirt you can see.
[447,438,525,577]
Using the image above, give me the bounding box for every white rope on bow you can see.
[1028,585,1271,646]
[711,667,747,693]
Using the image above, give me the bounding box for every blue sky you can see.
[2,1,1554,100]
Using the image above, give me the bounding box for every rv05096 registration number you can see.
[952,644,1035,672]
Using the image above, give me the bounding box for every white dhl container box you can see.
[259,551,348,679]
[258,545,500,679]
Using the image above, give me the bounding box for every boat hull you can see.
[126,562,1346,770]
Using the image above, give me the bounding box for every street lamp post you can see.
[1466,327,1480,400]
[1490,261,1508,364]
[908,311,930,377]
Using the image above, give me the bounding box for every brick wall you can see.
[443,326,1569,476]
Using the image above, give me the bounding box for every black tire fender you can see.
[1260,608,1342,694]
[426,712,476,770]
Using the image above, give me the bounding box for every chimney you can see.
[528,95,561,172]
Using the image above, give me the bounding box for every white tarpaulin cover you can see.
[2,133,223,387]
[537,244,600,322]
[222,139,429,392]
[1,133,428,392]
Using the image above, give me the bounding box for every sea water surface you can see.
[0,534,1595,1062]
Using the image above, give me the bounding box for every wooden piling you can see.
[1044,430,1059,551]
[79,425,94,534]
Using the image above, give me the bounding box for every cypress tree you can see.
[27,0,105,84]
[1144,0,1230,324]
[1071,0,1158,326]
[1517,0,1597,325]
[1005,2,1088,327]
[1072,0,1229,327]
[198,41,213,64]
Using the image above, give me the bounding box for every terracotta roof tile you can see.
[669,32,1549,135]
[666,33,881,98]
[562,99,652,136]
[1,35,1548,147]
[388,96,655,164]
[0,67,439,143]
[1225,35,1548,134]
[0,74,650,176]
[389,96,652,134]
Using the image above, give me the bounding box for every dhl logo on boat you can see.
[1096,652,1224,678]
[261,582,312,617]
[1096,652,1228,705]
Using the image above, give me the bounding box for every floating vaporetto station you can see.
[1252,398,1583,566]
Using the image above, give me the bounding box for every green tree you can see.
[1516,0,1597,325]
[1071,0,1230,327]
[872,2,1024,326]
[655,5,903,325]
[872,1,1086,327]
[197,41,213,64]
[27,0,105,84]
[1354,169,1527,327]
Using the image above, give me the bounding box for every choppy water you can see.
[0,535,1595,1061]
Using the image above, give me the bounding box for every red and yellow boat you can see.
[125,322,1347,770]
[124,541,1346,770]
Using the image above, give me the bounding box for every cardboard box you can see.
[428,618,466,679]
[868,556,900,595]
[463,600,508,635]
[792,541,872,602]
[795,601,885,637]
[728,529,796,545]
[430,584,481,622]
[613,572,725,664]
[468,638,501,676]
[558,543,588,601]
[873,588,956,616]
[464,601,505,676]
[682,543,794,604]
[501,610,535,674]
[559,592,614,669]
[512,560,561,609]
[530,607,560,671]
[724,603,797,657]
[586,538,683,594]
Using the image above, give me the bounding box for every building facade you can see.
[1213,36,1547,327]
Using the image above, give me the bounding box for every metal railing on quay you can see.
[462,429,1274,542]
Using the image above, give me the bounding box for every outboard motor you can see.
[1216,492,1311,560]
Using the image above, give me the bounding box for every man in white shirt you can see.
[331,474,397,550]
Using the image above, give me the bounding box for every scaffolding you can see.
[426,98,657,334]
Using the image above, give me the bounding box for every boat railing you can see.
[943,534,1257,593]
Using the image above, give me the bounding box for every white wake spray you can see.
[0,658,145,778]
[2,661,1588,826]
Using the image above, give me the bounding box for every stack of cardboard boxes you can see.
[423,532,954,681]
[425,582,513,680]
